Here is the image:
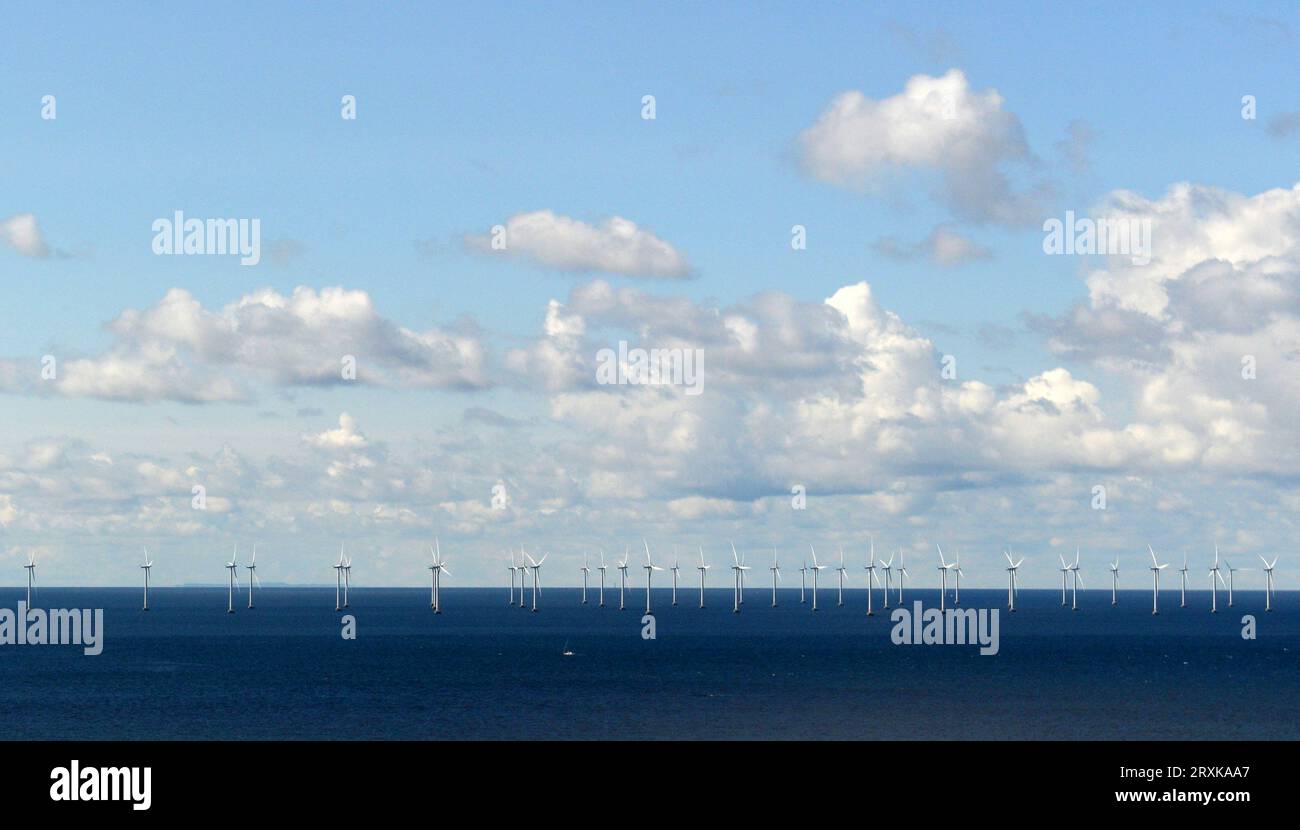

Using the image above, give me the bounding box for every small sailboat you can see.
[562,639,574,657]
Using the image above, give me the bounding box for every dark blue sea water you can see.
[1,586,1296,740]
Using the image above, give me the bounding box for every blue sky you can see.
[2,2,1299,589]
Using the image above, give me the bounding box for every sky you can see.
[2,1,1299,589]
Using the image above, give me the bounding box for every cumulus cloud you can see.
[874,225,993,267]
[0,213,51,258]
[795,69,1046,224]
[467,210,692,278]
[1,285,491,403]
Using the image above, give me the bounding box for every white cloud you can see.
[0,213,51,257]
[874,225,993,266]
[796,69,1045,224]
[468,210,692,278]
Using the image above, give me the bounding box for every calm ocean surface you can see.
[1,586,1296,740]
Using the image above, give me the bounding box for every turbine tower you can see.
[729,542,749,613]
[580,551,591,605]
[140,547,153,612]
[1068,548,1083,611]
[507,550,518,606]
[808,545,827,611]
[333,546,345,610]
[246,544,260,609]
[429,539,450,614]
[936,544,955,611]
[1178,552,1189,608]
[952,548,964,606]
[769,549,782,607]
[670,547,680,607]
[1259,555,1277,612]
[342,553,352,608]
[617,548,630,611]
[1058,554,1070,606]
[1223,556,1243,607]
[696,546,710,609]
[523,549,546,612]
[895,551,909,604]
[642,539,664,614]
[799,558,808,604]
[1003,550,1023,612]
[225,545,239,614]
[1209,547,1226,613]
[598,550,608,607]
[23,552,36,606]
[836,547,848,607]
[880,553,894,609]
[1148,545,1169,615]
[1108,557,1119,606]
[863,538,881,616]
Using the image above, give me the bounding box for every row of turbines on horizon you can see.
[12,541,1282,617]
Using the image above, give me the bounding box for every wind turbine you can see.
[1148,545,1169,615]
[769,548,782,607]
[1003,550,1023,612]
[23,552,36,606]
[863,538,882,616]
[246,544,260,609]
[670,547,681,607]
[808,545,827,611]
[1068,548,1083,611]
[1179,552,1189,608]
[507,550,518,606]
[580,551,591,605]
[429,539,450,614]
[1259,555,1277,612]
[642,539,664,614]
[1223,556,1243,607]
[225,545,240,614]
[880,553,894,609]
[523,549,546,612]
[799,558,808,604]
[836,547,848,606]
[895,551,909,604]
[617,548,630,611]
[598,550,608,607]
[140,547,153,612]
[952,548,964,606]
[729,542,750,613]
[696,546,710,608]
[1209,547,1226,613]
[936,544,955,611]
[1058,554,1071,606]
[333,545,345,610]
[342,553,353,608]
[1108,557,1119,606]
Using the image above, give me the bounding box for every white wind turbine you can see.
[799,558,808,604]
[808,545,827,611]
[1003,550,1023,612]
[507,550,518,606]
[895,550,909,604]
[670,547,681,607]
[952,548,964,606]
[880,553,894,609]
[429,539,450,614]
[523,548,546,612]
[696,546,710,609]
[23,552,36,606]
[598,550,608,607]
[140,547,153,612]
[1259,555,1277,612]
[1148,545,1169,615]
[1179,552,1189,608]
[617,548,630,610]
[1108,557,1119,606]
[342,553,353,608]
[863,538,882,616]
[836,547,848,607]
[1058,554,1071,606]
[1068,548,1083,611]
[1223,555,1244,607]
[225,545,240,614]
[769,548,782,607]
[729,542,750,613]
[333,545,346,610]
[1209,547,1226,613]
[246,544,260,609]
[936,544,955,611]
[580,551,591,605]
[642,539,664,614]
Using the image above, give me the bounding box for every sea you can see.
[1,586,1296,740]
